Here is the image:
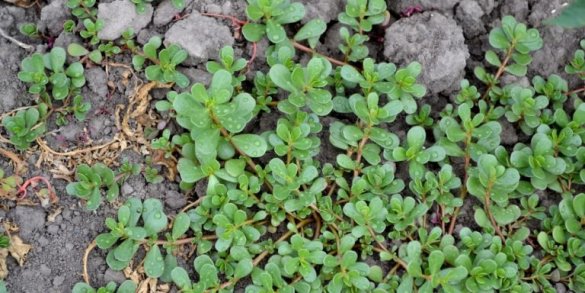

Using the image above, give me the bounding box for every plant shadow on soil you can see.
[0,0,584,292]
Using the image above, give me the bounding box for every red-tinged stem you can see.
[481,46,514,100]
[291,41,349,67]
[567,86,585,96]
[17,176,57,203]
[200,12,247,26]
[200,13,349,67]
[246,42,257,73]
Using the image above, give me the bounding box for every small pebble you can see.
[53,276,64,287]
[47,225,59,234]
[40,264,52,276]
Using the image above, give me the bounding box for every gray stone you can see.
[40,264,52,276]
[153,0,192,27]
[499,119,519,145]
[299,0,343,24]
[54,32,83,52]
[97,0,153,40]
[60,123,82,141]
[104,268,127,284]
[164,12,234,62]
[52,276,64,286]
[384,12,469,94]
[47,224,59,234]
[554,283,567,293]
[136,29,160,45]
[121,182,134,196]
[39,0,69,36]
[456,0,486,38]
[13,206,46,240]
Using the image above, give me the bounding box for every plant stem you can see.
[481,45,514,100]
[139,234,217,246]
[291,41,349,67]
[199,13,349,67]
[179,196,205,213]
[217,219,313,290]
[82,240,97,285]
[17,176,58,203]
[448,131,472,234]
[483,182,505,241]
[0,27,34,51]
[567,86,585,96]
[353,126,372,177]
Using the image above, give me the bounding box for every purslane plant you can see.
[1,107,46,151]
[18,47,86,102]
[132,36,189,88]
[58,0,585,291]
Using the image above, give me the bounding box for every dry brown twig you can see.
[82,240,97,285]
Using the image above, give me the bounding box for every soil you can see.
[0,0,583,292]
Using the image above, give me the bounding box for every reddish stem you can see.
[200,12,247,26]
[17,176,58,203]
[567,86,585,96]
[246,42,257,73]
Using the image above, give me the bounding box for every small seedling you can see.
[18,47,86,103]
[72,280,137,293]
[66,163,119,210]
[132,36,189,87]
[2,107,46,151]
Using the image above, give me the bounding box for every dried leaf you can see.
[8,236,31,266]
[0,248,8,279]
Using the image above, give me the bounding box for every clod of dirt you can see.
[164,190,186,210]
[299,0,343,24]
[85,67,108,98]
[498,119,519,145]
[59,123,83,142]
[103,268,127,284]
[389,0,461,15]
[180,67,211,85]
[153,0,193,27]
[54,31,83,51]
[12,206,46,240]
[322,23,344,60]
[530,26,584,86]
[0,6,25,28]
[384,12,469,95]
[0,43,24,113]
[164,12,234,62]
[455,0,487,38]
[97,0,154,41]
[500,0,529,21]
[38,0,69,36]
[476,0,495,14]
[526,0,585,85]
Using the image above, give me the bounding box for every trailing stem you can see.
[483,182,505,241]
[481,45,515,100]
[217,219,313,290]
[448,131,472,234]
